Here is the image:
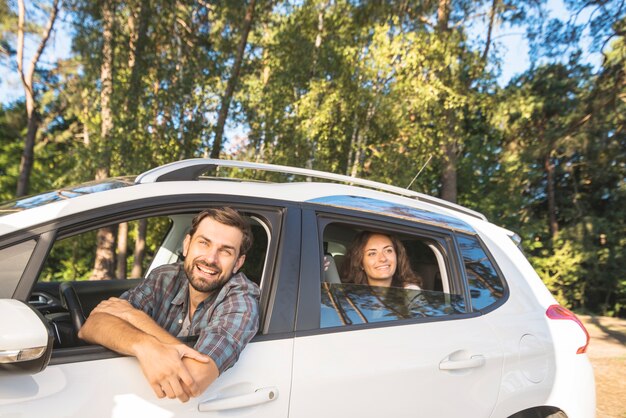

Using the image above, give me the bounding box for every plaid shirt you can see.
[121,262,260,374]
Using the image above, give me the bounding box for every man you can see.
[79,208,260,403]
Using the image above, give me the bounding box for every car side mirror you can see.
[0,299,53,375]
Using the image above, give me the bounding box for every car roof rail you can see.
[135,158,487,221]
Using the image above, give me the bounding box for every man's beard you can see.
[184,259,233,293]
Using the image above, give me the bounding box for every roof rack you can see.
[135,158,487,221]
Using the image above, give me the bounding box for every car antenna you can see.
[406,154,432,190]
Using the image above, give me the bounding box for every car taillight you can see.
[546,304,590,354]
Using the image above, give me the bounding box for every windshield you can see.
[0,177,136,216]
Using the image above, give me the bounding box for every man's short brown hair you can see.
[188,207,253,255]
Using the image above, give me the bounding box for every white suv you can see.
[0,159,595,418]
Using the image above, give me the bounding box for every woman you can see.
[340,231,422,289]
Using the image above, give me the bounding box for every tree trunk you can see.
[116,222,128,279]
[349,103,374,178]
[16,117,38,197]
[304,1,331,175]
[125,0,150,114]
[346,111,360,176]
[311,1,329,79]
[545,153,559,239]
[436,0,458,203]
[90,226,117,280]
[481,0,499,64]
[90,0,116,281]
[436,0,450,32]
[15,0,59,197]
[210,0,256,159]
[131,218,148,278]
[440,135,458,203]
[99,0,115,166]
[82,89,91,145]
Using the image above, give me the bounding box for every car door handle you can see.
[198,386,279,412]
[439,355,486,371]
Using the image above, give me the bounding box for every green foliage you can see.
[529,238,585,308]
[0,103,26,200]
[39,217,171,282]
[0,0,625,316]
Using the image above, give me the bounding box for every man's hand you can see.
[81,296,221,402]
[80,308,216,403]
[133,339,211,402]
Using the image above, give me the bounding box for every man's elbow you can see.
[77,313,102,342]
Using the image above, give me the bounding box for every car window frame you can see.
[7,194,300,365]
[295,205,476,336]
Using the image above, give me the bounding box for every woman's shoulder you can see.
[403,283,421,290]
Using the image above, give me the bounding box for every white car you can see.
[0,159,595,418]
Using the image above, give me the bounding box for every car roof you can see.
[0,159,488,236]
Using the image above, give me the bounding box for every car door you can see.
[0,202,301,418]
[288,209,504,418]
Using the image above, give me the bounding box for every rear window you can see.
[457,234,505,311]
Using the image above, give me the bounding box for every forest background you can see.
[0,0,624,317]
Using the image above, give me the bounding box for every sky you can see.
[0,0,600,106]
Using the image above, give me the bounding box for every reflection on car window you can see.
[457,234,504,310]
[320,283,465,328]
[0,177,135,216]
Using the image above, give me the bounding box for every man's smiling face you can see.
[182,216,245,294]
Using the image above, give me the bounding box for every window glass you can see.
[30,211,271,350]
[39,217,171,282]
[321,283,465,328]
[457,234,504,310]
[0,239,37,298]
[320,222,463,328]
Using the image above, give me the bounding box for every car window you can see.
[0,239,37,298]
[30,211,271,350]
[456,234,505,311]
[320,222,465,328]
[39,217,171,282]
[321,283,465,327]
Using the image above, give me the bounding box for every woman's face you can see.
[361,234,397,286]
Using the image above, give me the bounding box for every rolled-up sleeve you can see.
[195,278,260,374]
[120,275,156,315]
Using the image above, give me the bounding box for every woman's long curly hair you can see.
[340,231,422,288]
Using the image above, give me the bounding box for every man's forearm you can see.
[79,309,215,401]
[89,297,179,345]
[125,311,220,394]
[78,312,156,356]
[124,311,220,394]
[119,308,180,345]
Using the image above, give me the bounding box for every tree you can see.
[15,0,59,197]
[88,0,116,281]
[210,0,257,158]
[0,103,27,201]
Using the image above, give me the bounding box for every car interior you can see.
[320,223,465,327]
[28,212,270,349]
[321,222,448,292]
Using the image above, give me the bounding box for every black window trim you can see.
[295,205,475,336]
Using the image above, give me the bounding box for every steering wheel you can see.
[59,282,86,333]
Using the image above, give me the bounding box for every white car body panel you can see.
[0,181,478,236]
[290,317,504,418]
[0,339,293,418]
[0,159,596,417]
